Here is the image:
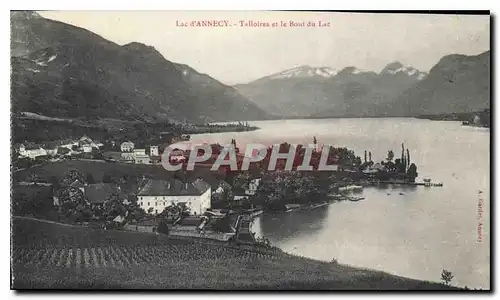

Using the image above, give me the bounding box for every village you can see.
[12,133,270,245]
[12,131,427,247]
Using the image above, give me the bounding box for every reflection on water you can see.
[252,206,329,242]
[193,118,490,289]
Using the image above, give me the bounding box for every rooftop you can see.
[177,216,203,226]
[40,141,60,149]
[138,178,210,196]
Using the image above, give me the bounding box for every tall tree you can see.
[103,192,127,221]
[440,269,454,286]
[406,149,411,169]
[386,150,394,163]
[157,219,170,235]
[401,143,406,169]
[407,163,418,182]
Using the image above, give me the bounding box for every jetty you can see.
[285,201,329,212]
[372,179,443,187]
[348,196,365,202]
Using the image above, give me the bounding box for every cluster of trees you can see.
[359,143,418,182]
[211,186,234,209]
[184,122,259,134]
[12,117,110,144]
[52,169,146,224]
[241,141,361,172]
[474,109,490,128]
[253,171,328,209]
[380,144,418,181]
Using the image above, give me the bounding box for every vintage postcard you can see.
[10,10,490,290]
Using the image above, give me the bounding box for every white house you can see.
[150,146,159,156]
[121,141,135,152]
[45,148,58,156]
[137,178,211,215]
[18,144,48,159]
[82,145,93,153]
[59,139,78,150]
[134,149,146,156]
[120,152,135,163]
[131,149,149,164]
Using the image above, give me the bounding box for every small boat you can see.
[399,192,404,195]
[284,204,303,212]
[309,202,328,209]
[348,197,365,202]
[387,193,391,195]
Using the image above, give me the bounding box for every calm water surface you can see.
[191,118,490,289]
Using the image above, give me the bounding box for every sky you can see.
[39,11,490,85]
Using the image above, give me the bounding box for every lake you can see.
[190,118,490,289]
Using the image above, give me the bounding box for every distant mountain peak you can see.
[123,42,155,50]
[267,65,338,79]
[384,61,405,70]
[380,61,427,80]
[122,42,162,56]
[338,66,369,75]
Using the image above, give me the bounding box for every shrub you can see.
[441,269,454,285]
[157,220,169,235]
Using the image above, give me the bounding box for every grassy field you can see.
[13,160,225,184]
[11,217,456,290]
[13,160,173,183]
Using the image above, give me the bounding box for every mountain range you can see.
[11,11,490,124]
[388,51,490,116]
[235,51,489,118]
[10,11,270,124]
[234,63,429,117]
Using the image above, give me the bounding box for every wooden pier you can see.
[372,180,443,187]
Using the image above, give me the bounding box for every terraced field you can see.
[12,216,277,269]
[12,242,276,270]
[11,217,455,290]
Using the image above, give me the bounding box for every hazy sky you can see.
[39,11,490,85]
